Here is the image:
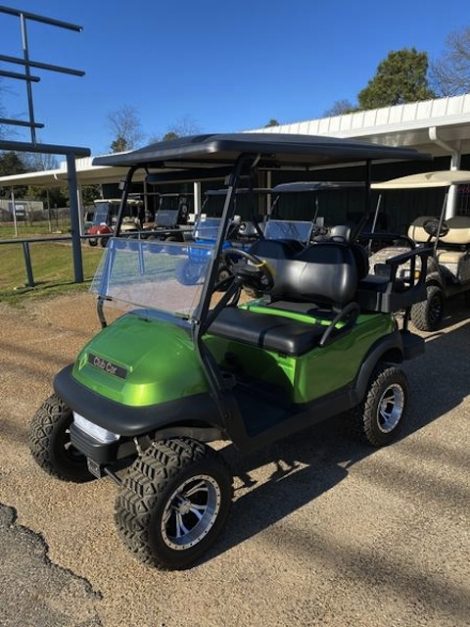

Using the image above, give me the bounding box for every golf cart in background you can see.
[369,171,470,331]
[29,133,431,570]
[264,181,366,244]
[87,197,144,247]
[144,192,192,242]
[176,187,269,286]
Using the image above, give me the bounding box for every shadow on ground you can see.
[0,504,102,627]
[200,303,470,621]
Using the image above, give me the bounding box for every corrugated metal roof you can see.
[248,94,470,156]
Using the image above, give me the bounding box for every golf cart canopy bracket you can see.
[94,133,430,170]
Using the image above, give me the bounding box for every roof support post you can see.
[429,127,462,218]
[266,170,272,215]
[193,181,201,217]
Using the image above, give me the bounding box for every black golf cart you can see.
[370,171,470,331]
[29,133,431,570]
[144,192,192,242]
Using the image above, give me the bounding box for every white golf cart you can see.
[370,171,470,331]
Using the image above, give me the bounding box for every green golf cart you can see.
[29,133,431,570]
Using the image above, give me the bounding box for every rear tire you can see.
[411,284,444,331]
[350,364,408,447]
[115,438,232,570]
[29,394,93,482]
[88,238,97,247]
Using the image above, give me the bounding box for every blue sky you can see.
[0,0,468,155]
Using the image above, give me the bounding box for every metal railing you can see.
[0,228,189,289]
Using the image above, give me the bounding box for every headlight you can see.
[73,412,120,444]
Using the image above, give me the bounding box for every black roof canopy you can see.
[93,133,430,170]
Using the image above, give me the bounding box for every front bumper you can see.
[70,423,135,464]
[54,364,218,437]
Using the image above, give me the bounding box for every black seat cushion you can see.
[209,307,325,356]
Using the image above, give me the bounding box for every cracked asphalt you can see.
[0,292,469,627]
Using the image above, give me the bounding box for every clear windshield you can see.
[92,203,110,226]
[264,219,313,242]
[156,209,179,227]
[91,238,214,320]
[194,216,222,240]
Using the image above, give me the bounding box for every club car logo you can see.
[88,353,128,379]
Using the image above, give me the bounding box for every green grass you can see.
[0,220,71,240]
[0,241,103,304]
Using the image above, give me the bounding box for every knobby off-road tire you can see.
[350,364,409,447]
[411,284,444,332]
[29,394,94,482]
[115,438,233,570]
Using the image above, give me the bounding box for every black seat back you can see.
[252,240,359,307]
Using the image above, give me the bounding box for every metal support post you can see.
[22,241,35,286]
[193,181,202,217]
[11,188,18,236]
[77,184,84,235]
[446,149,462,219]
[66,153,84,282]
[19,13,36,144]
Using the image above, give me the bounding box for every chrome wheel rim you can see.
[377,384,405,433]
[161,474,221,551]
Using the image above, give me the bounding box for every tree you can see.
[0,151,26,176]
[107,105,144,152]
[165,116,200,139]
[323,99,356,116]
[25,151,58,172]
[162,131,179,141]
[0,151,28,198]
[358,48,434,110]
[81,185,101,206]
[432,27,470,96]
[264,118,280,127]
[151,116,201,143]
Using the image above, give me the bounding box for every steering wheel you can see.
[423,218,449,239]
[221,248,274,291]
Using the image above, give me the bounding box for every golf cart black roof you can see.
[93,133,429,170]
[271,181,365,193]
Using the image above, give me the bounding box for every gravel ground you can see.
[0,293,469,627]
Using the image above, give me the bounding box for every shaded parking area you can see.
[0,293,469,627]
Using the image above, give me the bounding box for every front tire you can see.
[350,364,408,446]
[115,438,232,570]
[411,284,444,331]
[29,394,93,482]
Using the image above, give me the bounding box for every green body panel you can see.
[72,314,209,406]
[72,304,394,409]
[206,304,395,404]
